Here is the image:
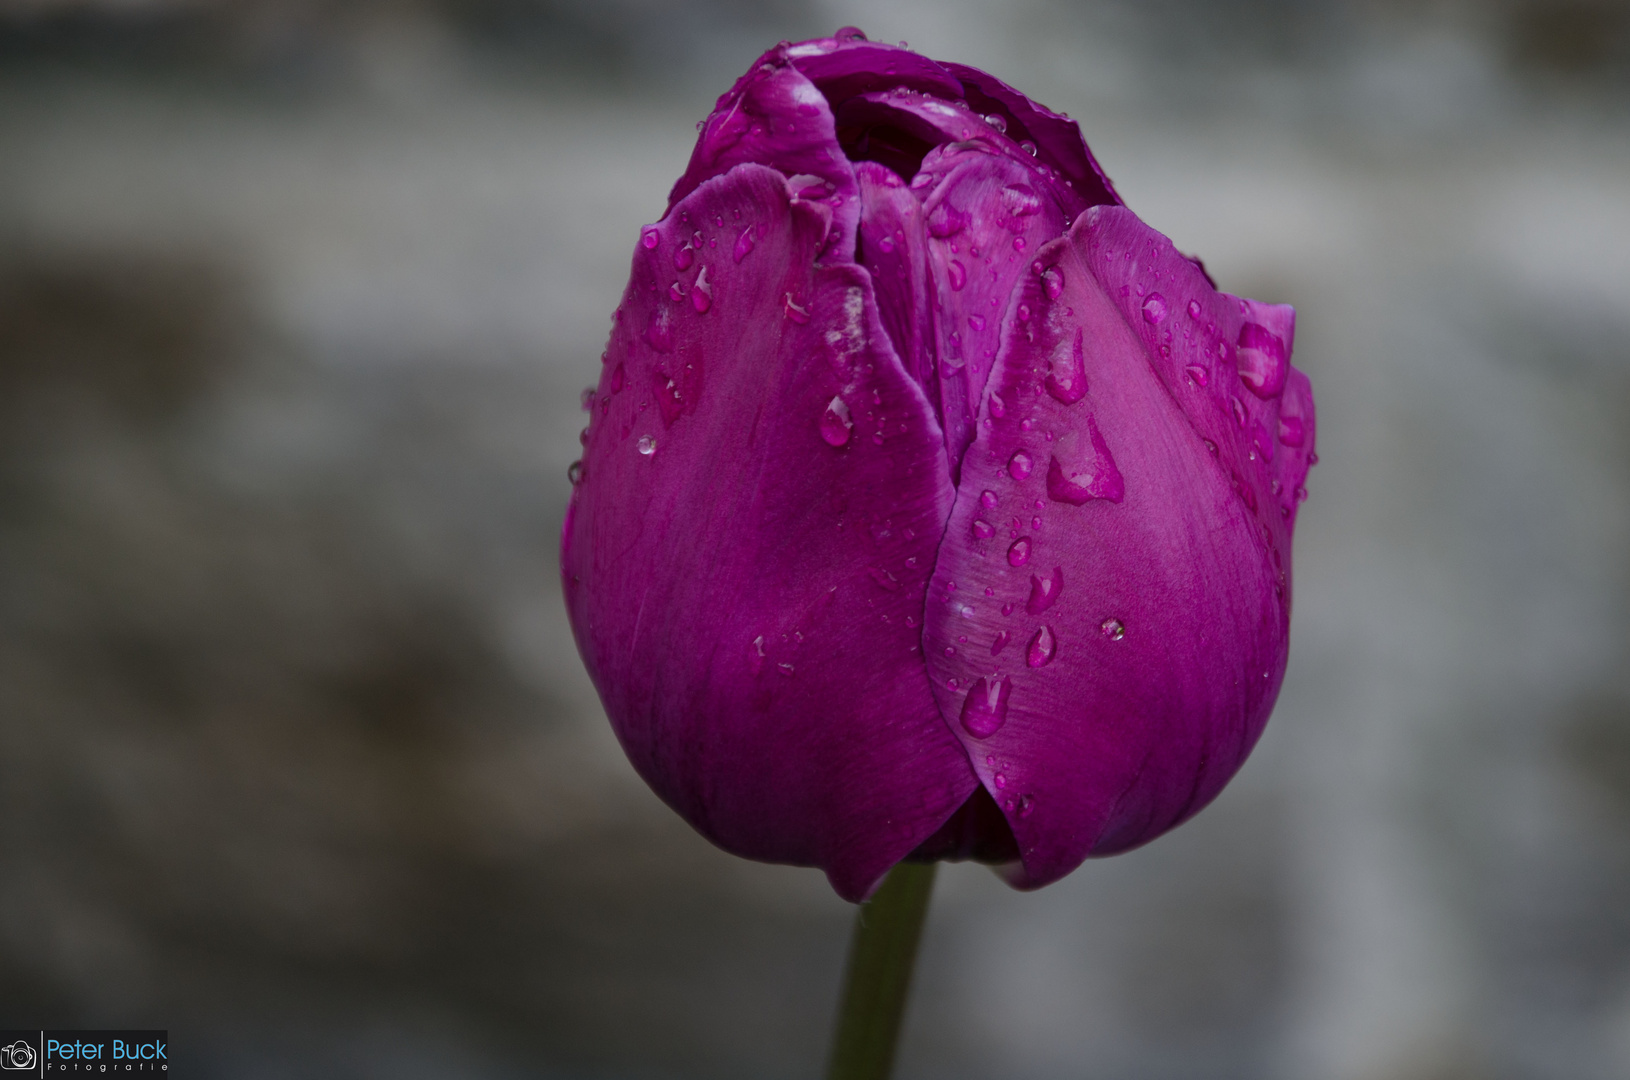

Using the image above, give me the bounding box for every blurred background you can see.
[1,0,1627,1077]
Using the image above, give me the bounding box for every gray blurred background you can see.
[1,1,1628,1077]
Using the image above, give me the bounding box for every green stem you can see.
[825,861,938,1080]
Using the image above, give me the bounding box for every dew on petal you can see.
[567,460,584,485]
[1040,265,1064,299]
[783,293,811,323]
[1008,537,1032,566]
[637,435,656,455]
[1100,617,1125,640]
[991,630,1010,655]
[641,226,660,250]
[1187,299,1202,319]
[732,226,756,263]
[1027,566,1064,614]
[1141,293,1168,324]
[1237,322,1288,398]
[673,244,695,271]
[1278,415,1306,447]
[1008,450,1034,481]
[960,676,1012,739]
[1185,363,1209,386]
[1045,328,1088,404]
[980,489,999,510]
[820,396,853,446]
[947,260,968,291]
[1026,625,1057,667]
[691,266,713,313]
[972,518,996,539]
[1045,421,1125,505]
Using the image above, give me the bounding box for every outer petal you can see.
[916,143,1069,478]
[922,207,1312,889]
[786,32,965,103]
[855,162,939,409]
[668,47,859,261]
[565,164,977,901]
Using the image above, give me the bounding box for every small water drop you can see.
[1237,322,1288,398]
[567,460,584,485]
[989,393,1006,419]
[979,490,999,512]
[1187,299,1202,319]
[637,435,656,455]
[732,226,756,263]
[969,313,986,331]
[1008,450,1034,481]
[1008,537,1032,566]
[1185,363,1210,387]
[674,244,695,271]
[948,260,968,291]
[820,396,853,446]
[641,227,660,250]
[972,518,996,540]
[1027,566,1064,614]
[984,113,1008,133]
[991,630,1010,655]
[1278,415,1306,447]
[1019,140,1038,156]
[669,281,686,302]
[1141,293,1168,324]
[1017,793,1035,817]
[691,266,713,313]
[959,676,1012,739]
[783,293,811,323]
[1100,617,1125,640]
[1026,624,1057,667]
[1045,328,1088,404]
[1231,397,1247,427]
[1016,303,1031,322]
[1013,236,1027,253]
[1040,265,1064,299]
[777,662,795,677]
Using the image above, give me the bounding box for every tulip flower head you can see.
[562,29,1316,902]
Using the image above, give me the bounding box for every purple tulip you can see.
[562,29,1317,903]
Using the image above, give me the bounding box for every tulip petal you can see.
[923,208,1311,889]
[566,164,977,902]
[855,162,939,412]
[942,62,1122,213]
[669,48,859,262]
[916,144,1068,478]
[786,35,965,104]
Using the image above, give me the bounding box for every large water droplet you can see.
[959,676,1012,739]
[1008,450,1034,481]
[1007,537,1031,567]
[1026,625,1057,667]
[1045,421,1125,505]
[980,489,999,510]
[674,244,694,271]
[984,113,1009,133]
[691,266,713,313]
[1100,617,1125,640]
[1141,293,1168,324]
[947,260,967,291]
[1236,322,1288,398]
[1027,566,1064,613]
[733,226,756,263]
[1040,265,1064,300]
[1278,414,1306,447]
[1045,328,1088,404]
[637,434,656,455]
[641,226,660,250]
[820,396,853,446]
[971,518,995,539]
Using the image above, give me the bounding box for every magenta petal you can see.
[668,47,860,262]
[923,210,1309,889]
[918,146,1068,477]
[855,162,939,414]
[565,164,977,901]
[786,35,965,104]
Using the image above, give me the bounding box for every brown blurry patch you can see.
[0,249,244,426]
[1561,693,1630,815]
[1505,0,1630,75]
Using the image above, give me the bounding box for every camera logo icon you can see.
[0,1039,35,1070]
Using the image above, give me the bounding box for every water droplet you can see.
[1045,328,1088,404]
[836,25,867,41]
[969,313,986,331]
[1237,322,1288,398]
[1019,140,1038,156]
[1008,537,1031,566]
[1026,624,1057,667]
[777,662,796,677]
[580,387,596,411]
[1187,299,1202,319]
[1045,421,1125,505]
[669,281,686,302]
[1295,484,1308,501]
[1100,617,1125,640]
[989,393,1006,419]
[868,566,902,591]
[972,518,995,539]
[1016,303,1031,322]
[959,676,1012,739]
[641,227,660,250]
[1278,415,1305,447]
[637,435,656,455]
[980,491,999,512]
[1017,793,1035,817]
[820,396,853,446]
[691,266,713,313]
[947,260,967,291]
[984,113,1008,133]
[567,460,584,485]
[960,604,975,618]
[927,202,969,237]
[645,305,674,352]
[1184,363,1209,386]
[1232,397,1247,427]
[1008,450,1034,481]
[733,226,756,263]
[1141,293,1168,324]
[1013,236,1027,253]
[1027,566,1064,613]
[611,363,626,393]
[991,630,1010,655]
[1001,601,1016,616]
[1040,265,1064,299]
[674,244,694,271]
[1203,437,1218,456]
